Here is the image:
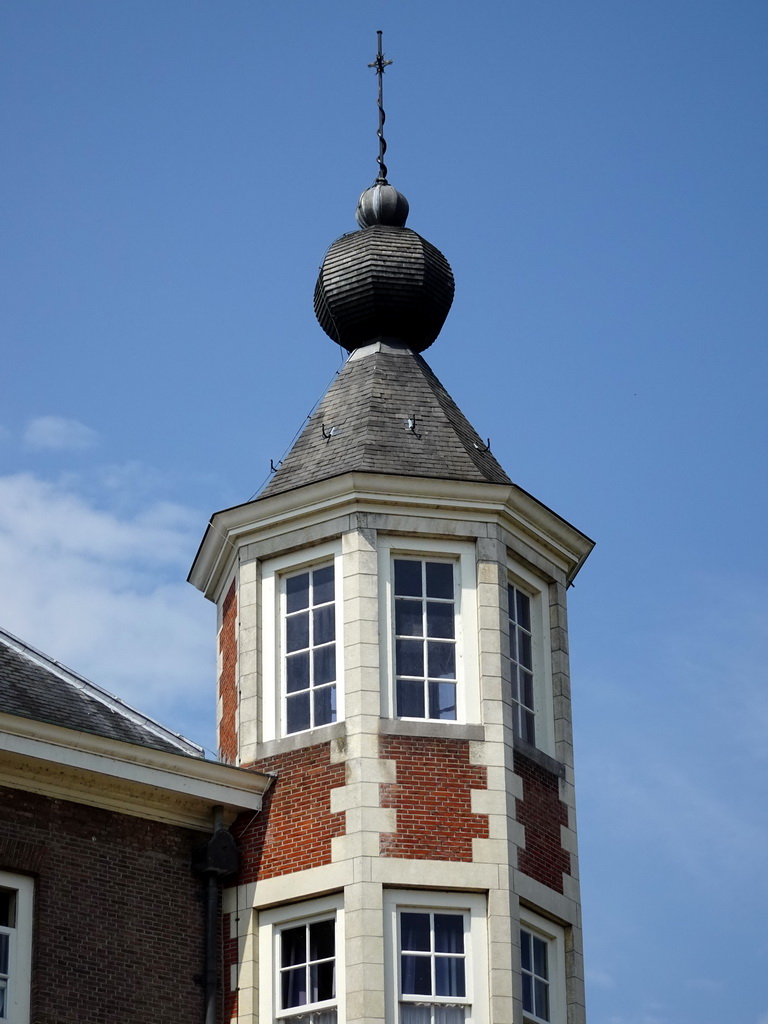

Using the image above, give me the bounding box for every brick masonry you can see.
[513,750,571,893]
[218,579,238,762]
[379,735,488,861]
[0,785,207,1024]
[230,742,345,884]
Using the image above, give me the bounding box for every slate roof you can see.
[0,628,204,757]
[260,339,512,499]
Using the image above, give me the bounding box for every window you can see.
[506,566,554,755]
[393,558,458,721]
[519,913,565,1024]
[508,583,535,745]
[384,890,488,1024]
[283,563,337,734]
[0,873,33,1024]
[398,909,468,1023]
[259,896,344,1024]
[277,917,337,1023]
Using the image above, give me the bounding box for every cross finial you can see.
[367,29,392,183]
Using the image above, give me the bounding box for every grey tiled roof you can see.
[0,629,203,757]
[260,339,512,499]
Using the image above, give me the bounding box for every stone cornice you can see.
[0,713,271,831]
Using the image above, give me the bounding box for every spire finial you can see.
[368,29,392,183]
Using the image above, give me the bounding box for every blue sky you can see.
[1,3,767,1022]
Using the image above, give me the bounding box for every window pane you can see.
[434,1008,466,1024]
[286,611,309,653]
[0,892,11,928]
[313,684,336,727]
[533,935,548,978]
[397,679,425,718]
[428,641,455,679]
[396,599,423,637]
[520,669,534,711]
[534,977,550,1020]
[311,960,336,1002]
[520,708,536,746]
[314,605,335,644]
[400,912,431,951]
[518,632,532,670]
[508,628,518,662]
[281,925,306,967]
[310,919,335,960]
[395,559,422,597]
[287,691,311,734]
[434,914,464,954]
[426,561,453,599]
[286,573,310,613]
[401,955,432,995]
[435,956,466,998]
[282,966,307,1008]
[429,681,457,720]
[313,564,335,605]
[427,602,454,639]
[286,652,310,693]
[521,972,533,1013]
[520,930,532,972]
[314,645,336,686]
[516,589,531,630]
[401,1006,431,1024]
[396,639,424,677]
[0,932,8,973]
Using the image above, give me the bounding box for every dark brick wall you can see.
[218,579,238,763]
[0,785,207,1024]
[379,735,488,861]
[514,750,571,893]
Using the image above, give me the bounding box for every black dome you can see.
[314,224,454,353]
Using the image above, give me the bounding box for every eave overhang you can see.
[0,712,271,831]
[189,471,594,602]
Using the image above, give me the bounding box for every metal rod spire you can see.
[368,29,393,183]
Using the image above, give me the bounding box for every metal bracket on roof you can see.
[406,415,421,439]
[269,459,281,474]
[321,424,338,441]
[474,438,492,453]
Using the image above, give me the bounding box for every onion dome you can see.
[314,185,454,354]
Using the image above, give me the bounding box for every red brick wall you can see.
[231,743,345,884]
[0,785,206,1024]
[379,736,488,861]
[514,751,570,893]
[218,579,238,763]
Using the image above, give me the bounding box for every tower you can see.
[189,35,593,1024]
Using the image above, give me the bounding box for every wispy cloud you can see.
[0,470,214,750]
[23,415,99,451]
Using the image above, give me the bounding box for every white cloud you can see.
[23,415,99,451]
[0,470,215,751]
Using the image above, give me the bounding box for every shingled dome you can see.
[314,186,454,354]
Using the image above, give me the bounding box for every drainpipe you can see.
[193,806,240,1024]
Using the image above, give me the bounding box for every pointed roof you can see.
[260,339,511,499]
[0,627,204,757]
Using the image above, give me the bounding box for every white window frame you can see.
[0,872,33,1024]
[383,890,488,1024]
[507,563,554,757]
[379,537,479,724]
[519,910,566,1024]
[259,894,344,1024]
[262,542,344,742]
